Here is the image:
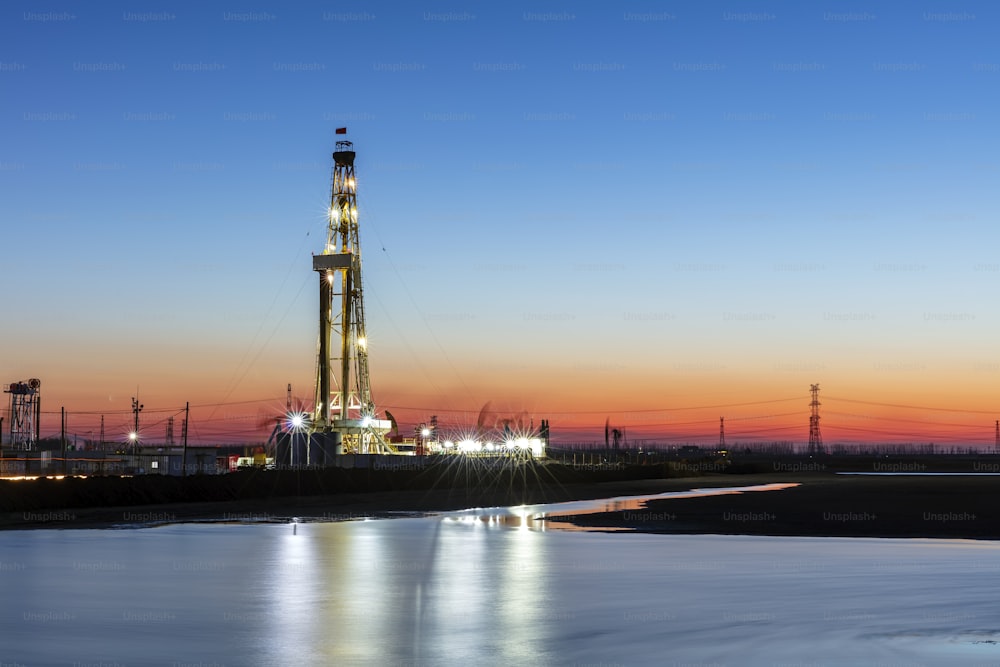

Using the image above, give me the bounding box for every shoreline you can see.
[3,472,997,539]
[546,473,1000,540]
[2,474,764,531]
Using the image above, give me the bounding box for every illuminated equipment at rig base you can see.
[4,378,41,450]
[309,133,393,456]
[428,413,549,459]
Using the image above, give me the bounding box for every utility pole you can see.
[182,401,189,477]
[131,394,143,472]
[131,395,143,447]
[61,406,66,475]
[719,417,726,450]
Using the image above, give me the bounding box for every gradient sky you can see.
[2,1,998,446]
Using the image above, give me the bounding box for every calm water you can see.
[2,490,999,666]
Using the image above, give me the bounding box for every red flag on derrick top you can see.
[335,127,347,134]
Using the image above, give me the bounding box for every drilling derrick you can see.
[312,134,393,455]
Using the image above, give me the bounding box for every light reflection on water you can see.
[252,513,554,665]
[440,482,800,532]
[2,490,999,666]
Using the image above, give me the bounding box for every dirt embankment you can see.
[1,462,729,529]
[6,463,996,540]
[552,473,1000,539]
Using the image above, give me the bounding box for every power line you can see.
[825,410,990,430]
[380,396,806,416]
[825,395,996,415]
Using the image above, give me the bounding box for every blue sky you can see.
[2,1,998,444]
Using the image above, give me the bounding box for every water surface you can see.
[2,491,998,666]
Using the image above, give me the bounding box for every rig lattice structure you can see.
[311,135,393,454]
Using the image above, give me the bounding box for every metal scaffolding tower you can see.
[4,378,40,450]
[312,132,392,454]
[808,383,823,455]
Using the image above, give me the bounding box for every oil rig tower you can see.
[4,378,41,450]
[808,383,823,455]
[311,131,392,455]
